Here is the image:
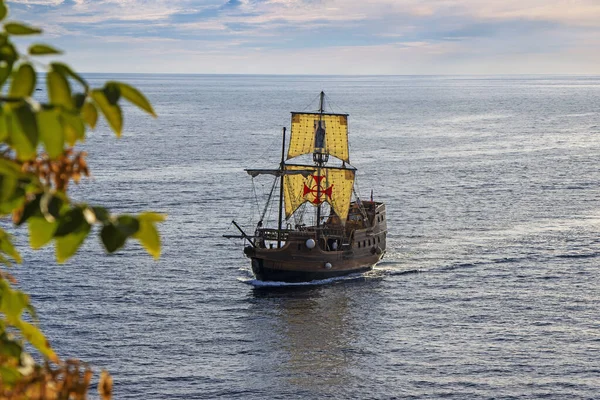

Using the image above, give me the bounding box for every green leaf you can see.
[9,104,39,160]
[0,195,25,216]
[47,70,73,109]
[81,101,98,129]
[9,62,35,97]
[0,174,17,201]
[0,253,11,267]
[0,278,29,319]
[91,206,109,223]
[55,221,90,263]
[28,43,62,56]
[0,106,6,141]
[0,2,7,22]
[15,194,41,226]
[54,207,85,237]
[0,366,21,386]
[91,89,122,137]
[28,216,57,249]
[0,174,26,216]
[0,160,30,216]
[0,157,22,176]
[50,62,88,91]
[40,192,63,222]
[113,81,156,117]
[37,109,64,158]
[0,332,23,358]
[116,215,140,236]
[0,43,16,87]
[100,223,126,253]
[100,215,140,253]
[72,92,85,109]
[4,22,42,35]
[0,62,12,89]
[133,213,165,259]
[103,82,120,105]
[0,229,22,263]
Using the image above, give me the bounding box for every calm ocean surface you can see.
[11,75,600,399]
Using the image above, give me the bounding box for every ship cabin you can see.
[253,200,387,255]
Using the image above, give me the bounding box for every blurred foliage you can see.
[0,0,163,397]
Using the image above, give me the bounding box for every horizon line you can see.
[74,72,600,77]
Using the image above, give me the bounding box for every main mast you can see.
[313,91,327,227]
[283,91,354,227]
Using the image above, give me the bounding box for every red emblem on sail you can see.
[303,175,333,204]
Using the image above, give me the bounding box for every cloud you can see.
[11,0,64,5]
[6,0,600,74]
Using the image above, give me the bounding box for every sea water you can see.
[11,74,600,399]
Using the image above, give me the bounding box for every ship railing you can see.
[258,226,346,241]
[257,228,293,241]
[296,225,346,238]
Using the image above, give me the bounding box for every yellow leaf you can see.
[61,111,85,145]
[133,214,165,259]
[55,223,90,263]
[81,101,98,129]
[138,212,166,223]
[13,320,58,362]
[0,229,22,263]
[28,216,57,249]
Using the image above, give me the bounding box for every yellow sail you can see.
[283,165,355,221]
[287,113,349,163]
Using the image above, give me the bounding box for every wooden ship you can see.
[225,92,387,282]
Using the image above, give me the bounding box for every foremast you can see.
[277,127,286,248]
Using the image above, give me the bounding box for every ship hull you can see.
[250,257,377,283]
[243,201,388,283]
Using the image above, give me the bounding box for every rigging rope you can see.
[251,177,261,220]
[260,177,278,223]
[300,92,322,113]
[324,93,346,115]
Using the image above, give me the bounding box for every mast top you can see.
[319,91,325,114]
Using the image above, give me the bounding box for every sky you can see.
[7,0,600,74]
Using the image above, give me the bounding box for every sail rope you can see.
[352,185,369,224]
[260,177,278,223]
[250,177,262,220]
[223,177,259,237]
[299,92,322,113]
[323,94,346,115]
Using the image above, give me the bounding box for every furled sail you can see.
[283,165,355,221]
[287,113,350,163]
